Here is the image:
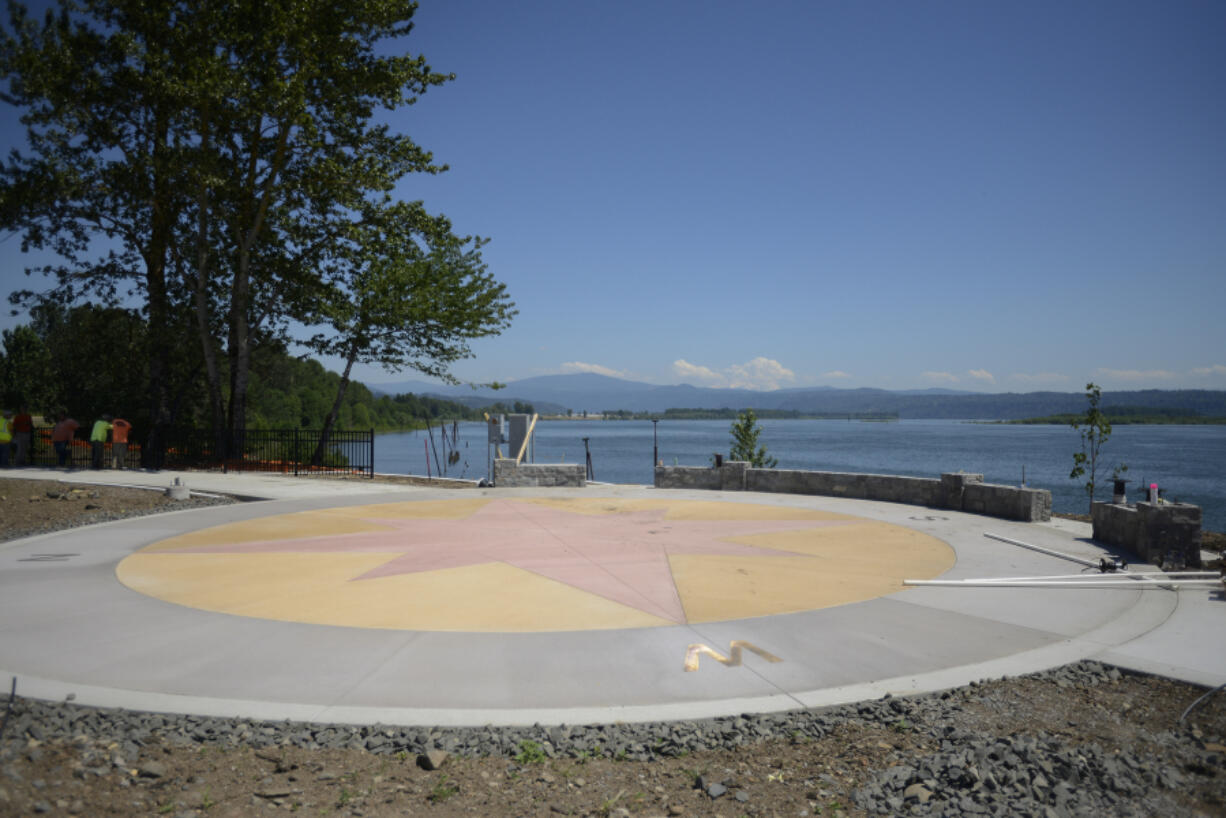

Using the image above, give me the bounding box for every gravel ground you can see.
[0,476,237,543]
[1,478,1224,817]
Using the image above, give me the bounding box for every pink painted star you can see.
[170,500,851,623]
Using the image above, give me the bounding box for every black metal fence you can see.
[15,427,141,471]
[160,427,375,477]
[16,426,374,477]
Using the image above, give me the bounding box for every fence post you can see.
[293,428,299,476]
[369,428,375,478]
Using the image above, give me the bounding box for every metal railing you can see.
[160,428,374,477]
[16,426,374,477]
[17,427,140,471]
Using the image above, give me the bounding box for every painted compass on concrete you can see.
[117,497,954,632]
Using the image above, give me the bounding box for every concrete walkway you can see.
[1,469,1222,727]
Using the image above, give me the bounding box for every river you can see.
[375,419,1226,531]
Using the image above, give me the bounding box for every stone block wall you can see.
[745,468,944,507]
[494,458,586,488]
[654,463,1052,523]
[962,482,1053,522]
[651,466,722,490]
[1091,501,1202,567]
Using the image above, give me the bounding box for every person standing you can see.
[110,416,132,469]
[90,414,113,470]
[0,410,12,467]
[12,405,33,466]
[51,411,80,469]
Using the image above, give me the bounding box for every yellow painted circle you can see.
[117,497,954,632]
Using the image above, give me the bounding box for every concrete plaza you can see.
[1,469,1222,727]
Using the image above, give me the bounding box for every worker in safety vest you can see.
[50,412,80,469]
[110,416,132,469]
[90,414,113,470]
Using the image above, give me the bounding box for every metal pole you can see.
[369,428,375,478]
[983,532,1100,568]
[904,579,1221,589]
[652,418,658,470]
[583,437,593,481]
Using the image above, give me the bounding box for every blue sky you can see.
[2,0,1223,393]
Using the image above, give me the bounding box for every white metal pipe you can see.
[973,572,1218,582]
[904,579,1220,588]
[983,532,1100,567]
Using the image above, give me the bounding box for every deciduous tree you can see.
[1,0,472,462]
[729,409,777,468]
[1070,382,1126,515]
[301,200,514,464]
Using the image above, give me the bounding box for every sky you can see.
[1,0,1223,393]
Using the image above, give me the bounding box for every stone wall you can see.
[493,458,586,488]
[962,482,1053,523]
[654,463,1052,522]
[744,468,944,507]
[1091,501,1203,568]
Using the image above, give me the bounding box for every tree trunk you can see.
[141,106,175,469]
[225,119,289,458]
[193,267,226,457]
[191,117,227,459]
[226,260,250,458]
[312,350,357,466]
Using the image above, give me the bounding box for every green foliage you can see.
[1069,383,1126,514]
[1006,406,1225,425]
[513,740,547,765]
[304,202,514,383]
[487,400,535,415]
[0,307,486,432]
[0,0,510,458]
[427,775,458,803]
[728,409,777,468]
[0,324,53,410]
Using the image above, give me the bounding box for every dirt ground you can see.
[0,477,234,544]
[1,478,1224,817]
[3,673,1224,818]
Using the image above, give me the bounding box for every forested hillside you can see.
[0,305,484,433]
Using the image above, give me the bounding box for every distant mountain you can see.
[366,378,567,415]
[366,374,1226,420]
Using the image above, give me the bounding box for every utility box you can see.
[507,414,532,461]
[487,415,505,445]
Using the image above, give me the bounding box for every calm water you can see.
[376,419,1226,531]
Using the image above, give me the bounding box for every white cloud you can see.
[673,357,796,390]
[673,359,725,385]
[559,361,630,378]
[1096,367,1178,381]
[1191,364,1226,377]
[1010,372,1071,385]
[822,370,852,380]
[922,371,960,384]
[967,369,995,384]
[725,357,797,390]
